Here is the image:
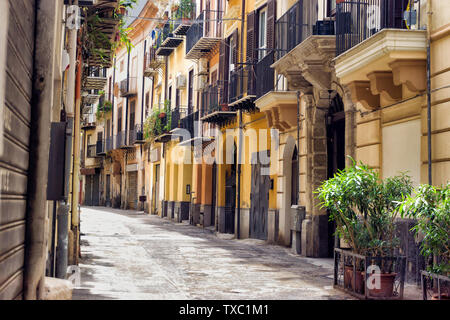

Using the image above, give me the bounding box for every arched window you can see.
[291,146,299,205]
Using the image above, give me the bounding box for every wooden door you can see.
[250,153,270,240]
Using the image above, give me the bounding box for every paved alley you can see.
[72,206,350,300]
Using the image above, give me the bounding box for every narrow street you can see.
[73,207,350,300]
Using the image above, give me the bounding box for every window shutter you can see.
[218,40,229,104]
[246,11,256,63]
[267,0,276,51]
[231,28,239,65]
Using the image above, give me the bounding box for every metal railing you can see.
[115,131,127,149]
[201,84,220,118]
[255,51,275,98]
[87,144,96,158]
[119,77,137,96]
[172,3,196,29]
[129,123,144,145]
[275,0,318,60]
[144,47,163,71]
[186,10,223,55]
[179,110,198,138]
[105,135,113,152]
[86,66,107,78]
[229,67,248,103]
[336,0,422,56]
[96,140,104,155]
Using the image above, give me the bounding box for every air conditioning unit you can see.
[176,74,186,89]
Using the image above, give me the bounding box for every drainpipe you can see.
[237,109,242,239]
[296,90,300,202]
[141,40,147,128]
[70,40,83,265]
[426,0,432,185]
[24,0,57,299]
[235,0,246,240]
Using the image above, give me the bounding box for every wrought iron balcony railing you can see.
[275,0,318,61]
[105,135,113,152]
[172,3,196,36]
[129,123,145,145]
[144,47,164,77]
[115,131,127,149]
[201,85,220,118]
[86,144,97,158]
[119,77,137,97]
[185,10,223,59]
[96,139,105,155]
[336,0,422,56]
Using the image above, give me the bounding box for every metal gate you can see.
[250,156,270,240]
[0,0,36,300]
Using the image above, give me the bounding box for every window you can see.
[258,8,267,60]
[175,88,180,108]
[130,100,136,130]
[327,0,336,17]
[118,106,122,132]
[168,86,172,108]
[145,92,149,118]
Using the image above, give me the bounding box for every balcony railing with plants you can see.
[172,0,196,35]
[96,94,112,121]
[144,47,164,76]
[143,101,174,141]
[336,0,423,56]
[185,9,223,58]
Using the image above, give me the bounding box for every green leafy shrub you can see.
[316,158,413,258]
[398,183,449,276]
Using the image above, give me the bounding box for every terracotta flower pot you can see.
[159,112,166,118]
[367,273,397,298]
[344,266,365,294]
[431,292,450,300]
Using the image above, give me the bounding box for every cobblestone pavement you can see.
[72,206,353,300]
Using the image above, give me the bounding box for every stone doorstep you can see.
[42,277,73,300]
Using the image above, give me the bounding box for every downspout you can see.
[70,37,83,265]
[296,90,300,203]
[426,0,432,185]
[24,0,57,299]
[236,0,246,240]
[141,40,147,128]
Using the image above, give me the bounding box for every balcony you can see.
[115,131,128,149]
[172,3,196,36]
[200,84,236,124]
[105,135,113,152]
[83,89,101,105]
[81,112,96,129]
[336,0,422,56]
[144,48,164,78]
[96,139,106,156]
[275,0,318,61]
[129,123,145,145]
[86,144,97,158]
[154,22,184,57]
[119,77,137,97]
[185,10,223,60]
[334,0,427,110]
[83,66,107,90]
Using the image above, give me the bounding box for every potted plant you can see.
[398,183,449,300]
[316,159,413,298]
[180,0,194,23]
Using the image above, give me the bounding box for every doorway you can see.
[250,151,270,240]
[224,144,237,234]
[326,93,345,257]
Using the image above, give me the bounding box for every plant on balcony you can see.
[144,109,163,140]
[96,100,112,120]
[84,0,137,66]
[316,159,413,297]
[398,183,450,299]
[179,0,194,21]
